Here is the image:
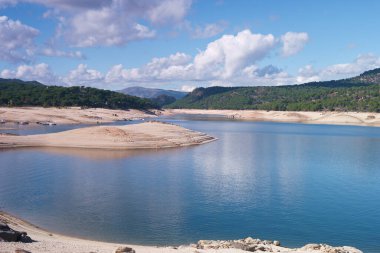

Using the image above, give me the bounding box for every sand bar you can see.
[0,107,156,125]
[0,211,362,253]
[163,109,380,127]
[0,121,215,149]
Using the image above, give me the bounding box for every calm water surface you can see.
[0,118,379,252]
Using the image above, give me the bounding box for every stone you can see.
[15,249,32,253]
[0,223,32,243]
[273,240,280,246]
[114,246,135,253]
[301,244,322,250]
[0,230,19,242]
[0,222,10,230]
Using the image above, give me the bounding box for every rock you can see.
[114,246,135,253]
[230,241,249,250]
[15,249,32,253]
[0,222,10,230]
[0,230,20,242]
[273,240,280,246]
[0,222,32,242]
[302,243,322,250]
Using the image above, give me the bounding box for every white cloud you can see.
[41,48,85,59]
[320,54,380,79]
[181,85,196,92]
[281,32,309,57]
[0,63,59,84]
[0,16,39,63]
[296,65,320,83]
[11,0,192,47]
[190,22,227,39]
[146,0,192,24]
[296,54,380,84]
[63,64,104,86]
[8,30,380,91]
[194,29,276,79]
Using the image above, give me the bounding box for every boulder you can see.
[0,222,32,242]
[114,246,135,253]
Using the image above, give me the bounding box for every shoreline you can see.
[0,107,156,125]
[1,106,380,128]
[0,211,363,253]
[162,109,380,127]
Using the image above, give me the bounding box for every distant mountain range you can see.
[166,68,380,112]
[118,86,188,99]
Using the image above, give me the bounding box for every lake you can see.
[0,118,379,252]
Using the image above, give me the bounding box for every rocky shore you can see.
[0,212,363,253]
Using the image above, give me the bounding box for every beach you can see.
[163,109,380,127]
[0,212,362,253]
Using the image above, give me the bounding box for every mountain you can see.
[119,86,188,99]
[166,68,380,112]
[0,79,157,109]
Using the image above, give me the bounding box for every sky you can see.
[1,0,380,91]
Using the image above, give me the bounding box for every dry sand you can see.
[0,107,156,125]
[163,109,380,127]
[0,121,215,149]
[0,212,362,253]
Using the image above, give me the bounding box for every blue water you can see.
[0,119,379,252]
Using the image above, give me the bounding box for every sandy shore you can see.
[0,121,215,149]
[0,212,362,253]
[0,107,156,125]
[163,109,380,127]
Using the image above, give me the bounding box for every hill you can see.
[166,68,380,112]
[119,86,187,99]
[0,79,156,109]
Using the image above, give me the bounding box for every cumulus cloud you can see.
[281,32,309,57]
[194,29,276,79]
[10,30,378,90]
[0,63,59,84]
[296,54,380,83]
[10,0,192,47]
[63,64,104,86]
[0,16,39,63]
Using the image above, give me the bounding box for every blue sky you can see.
[1,0,380,91]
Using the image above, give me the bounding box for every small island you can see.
[0,121,216,149]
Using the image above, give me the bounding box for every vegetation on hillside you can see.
[166,69,380,112]
[0,79,157,109]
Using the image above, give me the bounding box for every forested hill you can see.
[166,68,380,112]
[0,79,157,109]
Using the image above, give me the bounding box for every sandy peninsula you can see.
[163,109,380,127]
[0,211,362,253]
[0,121,215,149]
[0,107,156,125]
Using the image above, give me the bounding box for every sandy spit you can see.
[0,121,216,149]
[0,107,156,125]
[0,212,363,253]
[162,109,380,127]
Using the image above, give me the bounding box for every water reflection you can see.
[0,120,380,252]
